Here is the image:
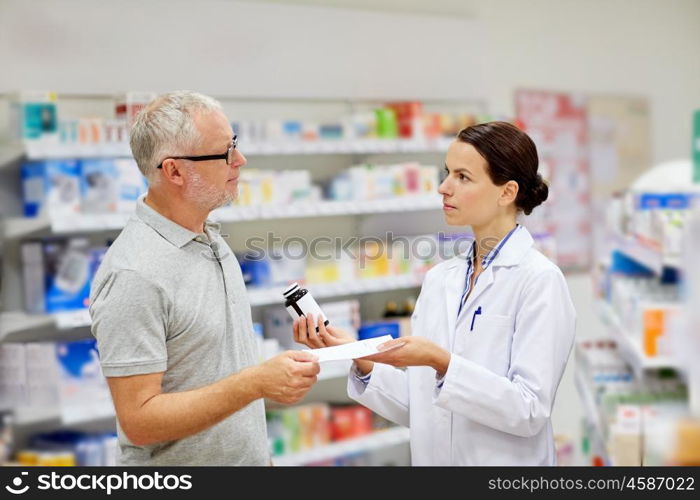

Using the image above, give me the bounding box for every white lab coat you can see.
[348,227,576,465]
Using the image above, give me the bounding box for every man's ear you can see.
[499,180,519,207]
[160,159,185,186]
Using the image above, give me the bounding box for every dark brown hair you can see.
[457,121,548,215]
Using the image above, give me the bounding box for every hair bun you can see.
[519,174,549,215]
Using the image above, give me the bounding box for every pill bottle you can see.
[283,282,328,332]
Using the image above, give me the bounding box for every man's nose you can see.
[232,148,246,168]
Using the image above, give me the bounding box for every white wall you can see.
[0,0,485,100]
[2,0,698,161]
[261,0,700,163]
[476,0,700,165]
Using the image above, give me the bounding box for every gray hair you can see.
[129,91,223,181]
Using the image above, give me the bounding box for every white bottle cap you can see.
[283,282,300,298]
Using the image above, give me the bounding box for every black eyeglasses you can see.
[157,135,238,169]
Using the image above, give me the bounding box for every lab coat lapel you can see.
[444,257,468,339]
[461,226,534,311]
[461,265,495,314]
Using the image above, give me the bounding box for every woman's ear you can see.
[499,180,519,207]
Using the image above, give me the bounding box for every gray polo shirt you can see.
[89,197,269,466]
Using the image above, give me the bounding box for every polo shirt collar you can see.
[136,196,220,248]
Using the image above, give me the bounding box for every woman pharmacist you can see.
[294,121,576,465]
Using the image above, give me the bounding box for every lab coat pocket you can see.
[478,313,511,329]
[461,313,513,376]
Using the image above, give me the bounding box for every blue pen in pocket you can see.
[470,306,482,332]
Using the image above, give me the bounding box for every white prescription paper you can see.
[307,335,399,363]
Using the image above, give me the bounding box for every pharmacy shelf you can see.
[1,275,425,341]
[243,138,453,155]
[3,216,52,241]
[272,426,410,466]
[3,197,441,240]
[0,312,55,342]
[612,232,680,274]
[24,141,131,160]
[0,143,25,168]
[600,302,681,377]
[574,365,612,466]
[3,212,132,240]
[247,274,425,307]
[12,405,115,427]
[19,138,453,160]
[212,195,442,222]
[50,309,93,331]
[13,406,61,426]
[0,310,93,342]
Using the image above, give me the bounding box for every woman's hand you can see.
[360,336,451,376]
[293,314,355,349]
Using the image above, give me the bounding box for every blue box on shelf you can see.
[358,321,400,340]
[21,160,81,217]
[240,256,272,287]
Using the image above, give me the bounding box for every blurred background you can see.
[0,0,699,466]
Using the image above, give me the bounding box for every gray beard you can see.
[184,169,237,212]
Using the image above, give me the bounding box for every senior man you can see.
[90,91,319,465]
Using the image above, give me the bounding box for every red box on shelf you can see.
[387,101,424,138]
[423,113,442,138]
[330,405,373,441]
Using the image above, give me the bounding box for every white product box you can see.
[114,158,147,213]
[24,342,60,408]
[21,242,45,315]
[81,159,119,214]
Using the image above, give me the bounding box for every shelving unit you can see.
[3,213,129,241]
[9,407,62,426]
[0,311,56,343]
[611,232,664,274]
[599,302,681,377]
[213,195,442,222]
[3,195,442,241]
[245,138,453,155]
[580,162,700,466]
[1,274,426,340]
[574,364,611,466]
[247,274,426,308]
[12,406,115,427]
[272,426,409,466]
[1,310,95,341]
[17,137,454,160]
[0,143,24,168]
[0,93,465,465]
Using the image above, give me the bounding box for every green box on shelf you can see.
[375,108,398,139]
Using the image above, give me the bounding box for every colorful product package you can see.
[114,158,147,212]
[21,160,81,217]
[80,159,119,214]
[11,91,58,141]
[43,238,92,313]
[115,91,156,127]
